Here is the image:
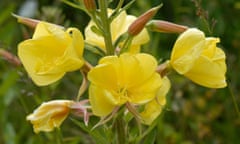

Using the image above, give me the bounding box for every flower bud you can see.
[128,5,162,36]
[0,49,21,66]
[83,0,96,12]
[13,14,64,29]
[147,20,188,33]
[12,14,40,28]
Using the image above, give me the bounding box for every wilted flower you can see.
[170,28,227,88]
[27,100,74,133]
[88,53,162,116]
[18,21,85,86]
[140,77,170,125]
[85,10,149,53]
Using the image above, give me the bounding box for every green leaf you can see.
[70,118,110,144]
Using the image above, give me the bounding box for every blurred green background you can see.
[0,0,240,143]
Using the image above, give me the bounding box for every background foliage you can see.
[0,0,240,143]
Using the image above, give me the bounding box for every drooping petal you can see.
[184,47,226,88]
[170,28,205,74]
[140,77,170,125]
[170,28,227,88]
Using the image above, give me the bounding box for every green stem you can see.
[120,35,133,54]
[228,84,240,118]
[115,0,124,12]
[114,111,127,144]
[98,0,114,55]
[56,128,64,144]
[115,118,126,144]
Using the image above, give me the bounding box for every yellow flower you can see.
[140,77,170,125]
[170,28,227,88]
[88,53,162,116]
[85,10,149,53]
[26,100,73,133]
[18,22,84,86]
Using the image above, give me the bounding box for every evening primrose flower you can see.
[27,100,73,133]
[18,21,84,86]
[88,53,162,116]
[140,77,170,125]
[170,28,227,88]
[85,10,149,53]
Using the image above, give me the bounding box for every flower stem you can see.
[98,0,114,55]
[228,84,240,118]
[56,128,64,144]
[113,109,126,144]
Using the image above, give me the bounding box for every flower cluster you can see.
[16,0,227,138]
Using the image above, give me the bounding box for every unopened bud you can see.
[13,14,64,29]
[128,5,162,36]
[83,0,96,12]
[0,49,21,66]
[147,20,188,33]
[12,14,40,28]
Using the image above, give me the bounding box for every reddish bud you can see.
[0,49,21,66]
[13,14,64,29]
[12,14,40,28]
[83,0,96,12]
[128,5,162,36]
[147,20,188,33]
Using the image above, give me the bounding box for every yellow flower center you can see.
[116,87,130,104]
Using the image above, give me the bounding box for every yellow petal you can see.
[33,22,65,39]
[111,10,128,41]
[26,100,73,133]
[184,47,226,88]
[170,28,227,88]
[119,53,158,87]
[88,53,162,116]
[170,28,205,74]
[18,37,68,85]
[84,9,149,52]
[66,28,85,57]
[84,20,105,49]
[89,84,116,116]
[88,62,118,90]
[129,73,162,104]
[140,77,170,125]
[18,22,84,86]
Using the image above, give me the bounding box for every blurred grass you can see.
[0,0,240,143]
